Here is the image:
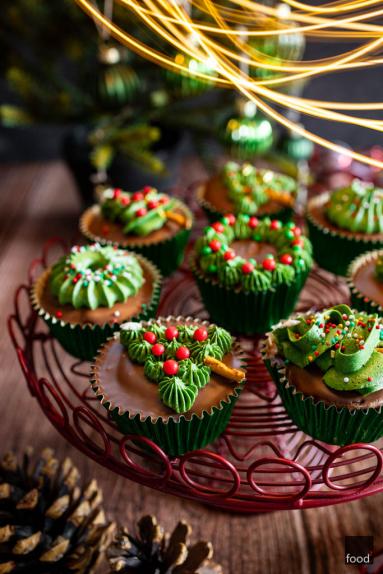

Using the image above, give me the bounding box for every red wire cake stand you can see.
[8,238,383,513]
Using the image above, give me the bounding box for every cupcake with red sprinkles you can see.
[191,214,313,334]
[80,186,193,276]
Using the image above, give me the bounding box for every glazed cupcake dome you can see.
[100,187,176,236]
[222,161,297,215]
[264,304,383,445]
[194,215,312,292]
[49,244,143,310]
[347,249,383,315]
[120,321,235,413]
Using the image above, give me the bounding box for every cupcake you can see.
[91,317,246,456]
[196,161,297,223]
[191,214,313,334]
[263,304,383,445]
[348,249,383,315]
[307,179,383,276]
[80,186,193,276]
[31,243,161,361]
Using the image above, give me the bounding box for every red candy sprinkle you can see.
[165,326,179,340]
[55,311,63,319]
[113,188,121,199]
[143,331,157,344]
[293,227,302,237]
[151,343,165,356]
[176,346,190,360]
[147,200,159,210]
[159,196,169,205]
[211,222,224,233]
[136,207,147,217]
[121,196,130,206]
[223,250,235,261]
[249,217,259,229]
[225,214,236,226]
[262,258,276,271]
[270,220,281,230]
[209,239,221,252]
[163,359,179,376]
[280,254,293,265]
[132,192,144,201]
[193,327,208,342]
[142,186,152,196]
[242,262,254,274]
[292,239,304,247]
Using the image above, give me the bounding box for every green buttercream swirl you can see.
[222,161,296,215]
[326,179,383,234]
[144,357,164,382]
[128,339,152,364]
[208,325,233,354]
[272,304,383,396]
[191,342,224,364]
[159,377,198,413]
[178,360,211,389]
[101,188,177,237]
[49,244,143,310]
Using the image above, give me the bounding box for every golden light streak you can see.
[75,0,383,169]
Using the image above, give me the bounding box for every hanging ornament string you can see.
[75,0,383,169]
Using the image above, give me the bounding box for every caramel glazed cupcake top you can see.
[93,319,246,417]
[265,304,383,409]
[32,243,158,326]
[80,186,192,245]
[348,250,383,311]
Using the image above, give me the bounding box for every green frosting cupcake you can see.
[222,162,297,216]
[49,244,144,310]
[192,215,312,334]
[101,187,176,237]
[264,304,383,445]
[327,180,383,234]
[119,320,233,414]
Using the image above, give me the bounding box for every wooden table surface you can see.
[1,160,382,574]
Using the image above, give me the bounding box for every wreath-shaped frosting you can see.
[49,244,144,310]
[120,321,233,413]
[101,187,176,236]
[222,161,297,215]
[326,179,383,234]
[195,215,312,291]
[271,304,383,395]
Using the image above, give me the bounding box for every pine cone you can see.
[107,515,223,574]
[0,448,115,573]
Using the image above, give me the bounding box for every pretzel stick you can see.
[204,356,246,383]
[165,210,187,227]
[266,188,295,207]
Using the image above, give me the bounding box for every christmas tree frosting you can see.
[326,179,383,234]
[195,215,312,291]
[272,304,383,395]
[120,321,243,413]
[222,161,297,215]
[49,243,144,310]
[101,187,177,236]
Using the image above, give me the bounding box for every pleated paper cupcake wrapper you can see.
[91,315,246,457]
[347,250,383,316]
[196,182,294,224]
[80,202,193,276]
[261,334,383,446]
[191,255,310,335]
[30,254,162,362]
[306,193,383,277]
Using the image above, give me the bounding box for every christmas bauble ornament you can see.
[107,515,222,573]
[0,448,114,573]
[223,108,274,158]
[166,53,217,96]
[278,131,314,162]
[98,43,140,107]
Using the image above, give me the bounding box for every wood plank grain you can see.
[0,161,382,574]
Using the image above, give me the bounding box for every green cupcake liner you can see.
[262,337,383,446]
[31,255,162,362]
[196,182,294,224]
[347,250,383,316]
[191,254,310,335]
[306,193,383,277]
[91,316,246,457]
[80,202,193,276]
